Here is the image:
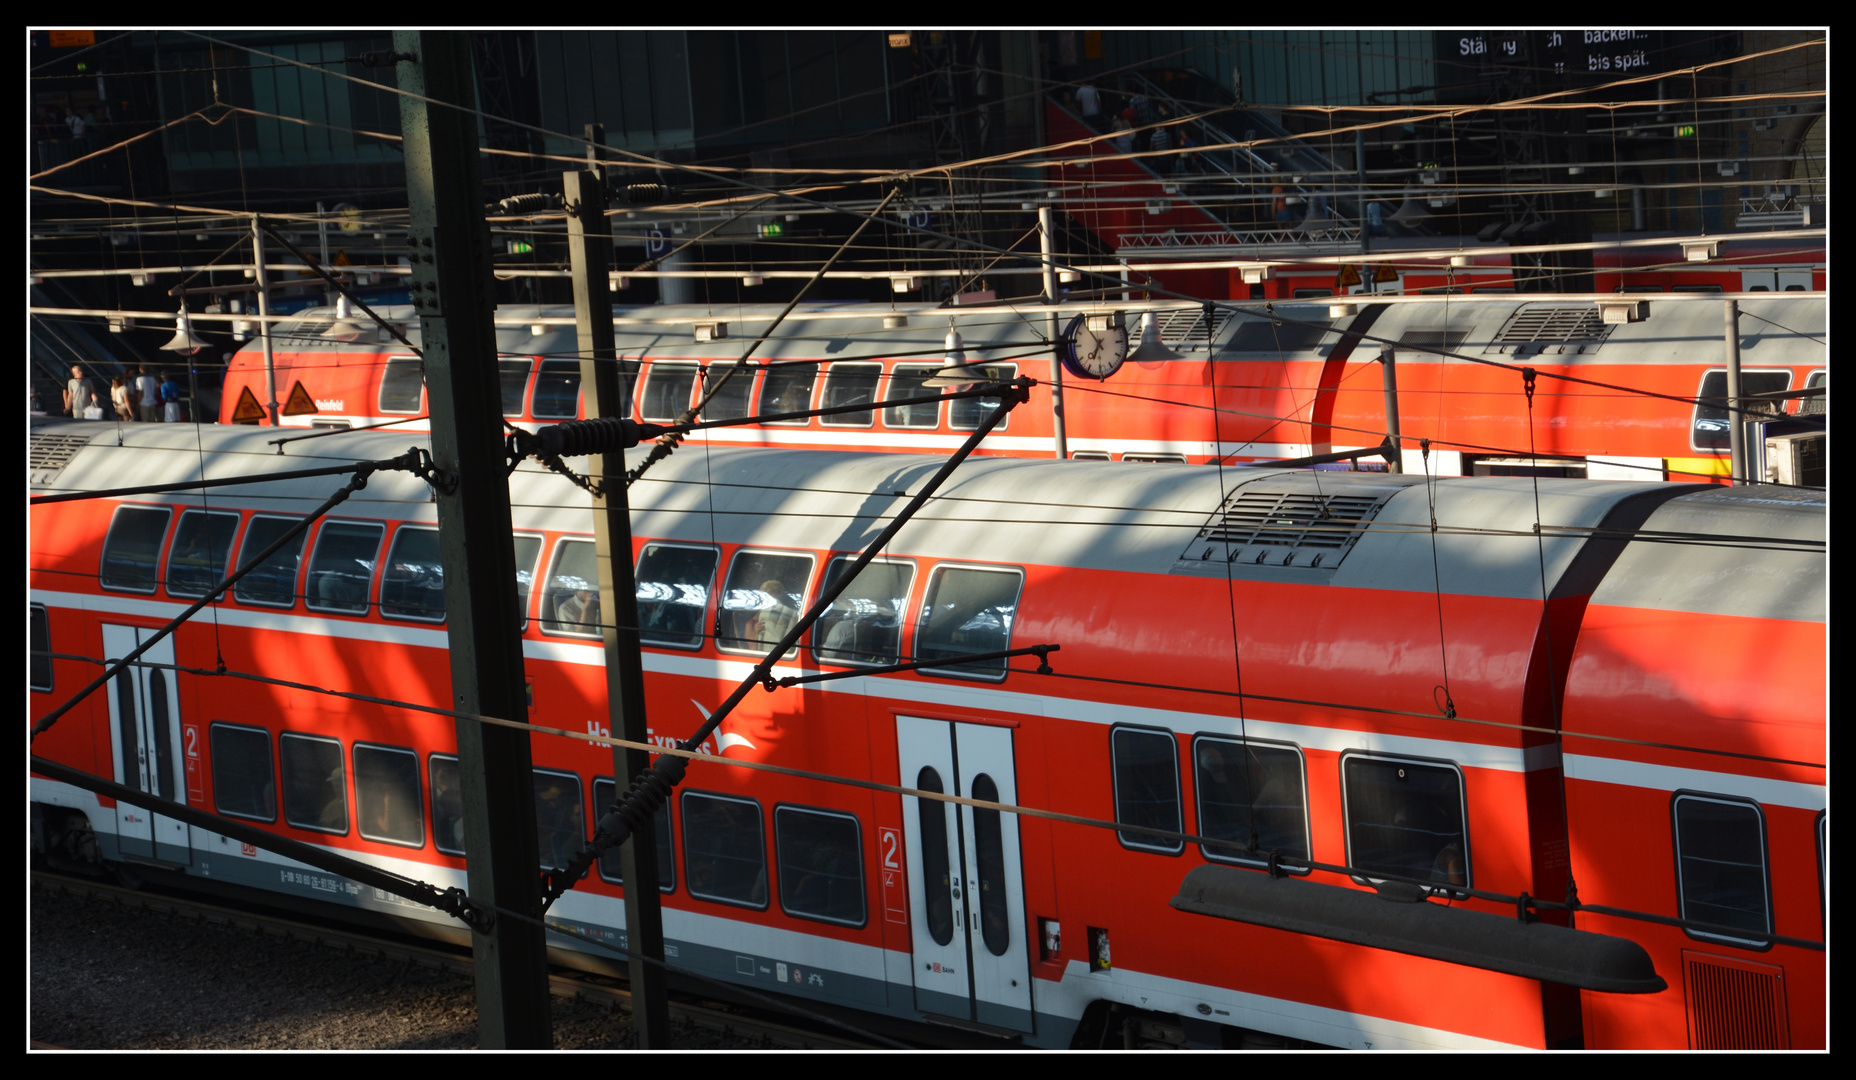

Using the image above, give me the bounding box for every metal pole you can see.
[1040,204,1068,459]
[564,162,672,1047]
[396,29,552,1049]
[1377,346,1402,473]
[1725,299,1744,486]
[251,216,279,425]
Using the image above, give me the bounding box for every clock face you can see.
[1059,313,1129,380]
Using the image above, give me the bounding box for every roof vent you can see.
[1182,487,1390,568]
[1488,305,1615,354]
[30,429,93,484]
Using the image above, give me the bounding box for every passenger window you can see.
[812,557,912,666]
[379,357,426,414]
[759,362,817,423]
[355,743,423,848]
[636,543,718,649]
[716,550,813,656]
[699,362,755,421]
[380,526,444,622]
[305,521,385,615]
[512,534,542,631]
[31,604,52,692]
[100,505,172,593]
[1343,755,1468,890]
[1673,793,1770,946]
[429,754,464,856]
[233,515,307,607]
[776,805,865,927]
[915,767,955,946]
[1112,726,1182,853]
[540,538,600,637]
[640,362,699,422]
[683,791,768,909]
[165,510,239,599]
[916,565,1022,679]
[884,364,943,428]
[499,359,533,417]
[1691,370,1792,450]
[1798,371,1826,416]
[210,723,276,822]
[1194,737,1308,868]
[532,359,583,419]
[970,774,1010,955]
[820,362,882,426]
[534,768,585,872]
[280,733,347,834]
[592,777,676,891]
[948,364,1017,430]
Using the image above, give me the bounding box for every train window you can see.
[1674,284,1724,293]
[759,362,817,423]
[948,365,1017,431]
[280,733,348,834]
[884,364,943,428]
[1691,370,1791,450]
[820,362,882,427]
[165,510,239,599]
[682,791,768,909]
[1193,737,1309,869]
[915,767,955,946]
[639,362,698,422]
[699,362,755,421]
[636,543,718,649]
[210,723,276,822]
[31,604,52,692]
[100,505,172,593]
[1798,371,1826,416]
[512,534,542,631]
[233,515,307,608]
[534,768,585,872]
[1111,726,1183,854]
[355,743,424,848]
[592,777,676,892]
[379,357,425,414]
[1122,453,1187,464]
[1342,755,1468,891]
[1071,450,1111,461]
[499,359,533,417]
[716,550,813,657]
[1672,793,1771,947]
[305,520,385,616]
[429,754,464,855]
[380,526,445,622]
[812,556,913,666]
[775,805,865,927]
[532,360,583,420]
[915,565,1022,680]
[540,538,601,638]
[970,774,1011,955]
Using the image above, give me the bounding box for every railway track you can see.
[30,867,903,1050]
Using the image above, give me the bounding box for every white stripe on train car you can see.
[1563,753,1824,810]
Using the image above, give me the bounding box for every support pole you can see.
[1040,204,1068,459]
[251,216,279,426]
[1725,299,1744,486]
[1377,346,1402,473]
[564,160,672,1047]
[395,29,552,1050]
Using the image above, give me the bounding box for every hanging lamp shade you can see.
[1126,311,1185,362]
[322,295,374,341]
[923,330,993,388]
[160,306,209,352]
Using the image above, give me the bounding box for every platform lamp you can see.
[922,330,993,388]
[160,306,208,352]
[1126,311,1185,362]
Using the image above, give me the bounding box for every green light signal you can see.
[1675,124,1697,138]
[758,222,784,238]
[507,239,534,255]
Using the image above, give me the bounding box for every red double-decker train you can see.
[30,415,1823,1048]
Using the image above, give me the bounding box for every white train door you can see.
[897,715,1033,1033]
[101,624,191,865]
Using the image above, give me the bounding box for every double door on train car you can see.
[896,716,1034,1033]
[101,624,192,865]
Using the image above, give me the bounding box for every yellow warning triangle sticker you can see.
[282,382,320,416]
[231,386,267,424]
[333,250,352,267]
[1336,264,1362,287]
[1374,263,1400,282]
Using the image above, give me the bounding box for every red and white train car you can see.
[219,296,1824,485]
[29,419,1824,1048]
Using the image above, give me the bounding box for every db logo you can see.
[241,842,258,857]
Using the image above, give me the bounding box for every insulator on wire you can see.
[619,183,683,205]
[535,417,669,459]
[488,192,561,216]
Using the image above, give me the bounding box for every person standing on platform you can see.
[136,365,161,422]
[110,375,135,422]
[63,364,94,419]
[160,371,183,422]
[1076,82,1102,130]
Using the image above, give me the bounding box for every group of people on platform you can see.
[62,363,183,423]
[1067,83,1203,175]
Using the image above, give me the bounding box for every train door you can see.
[101,624,191,865]
[896,715,1033,1033]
